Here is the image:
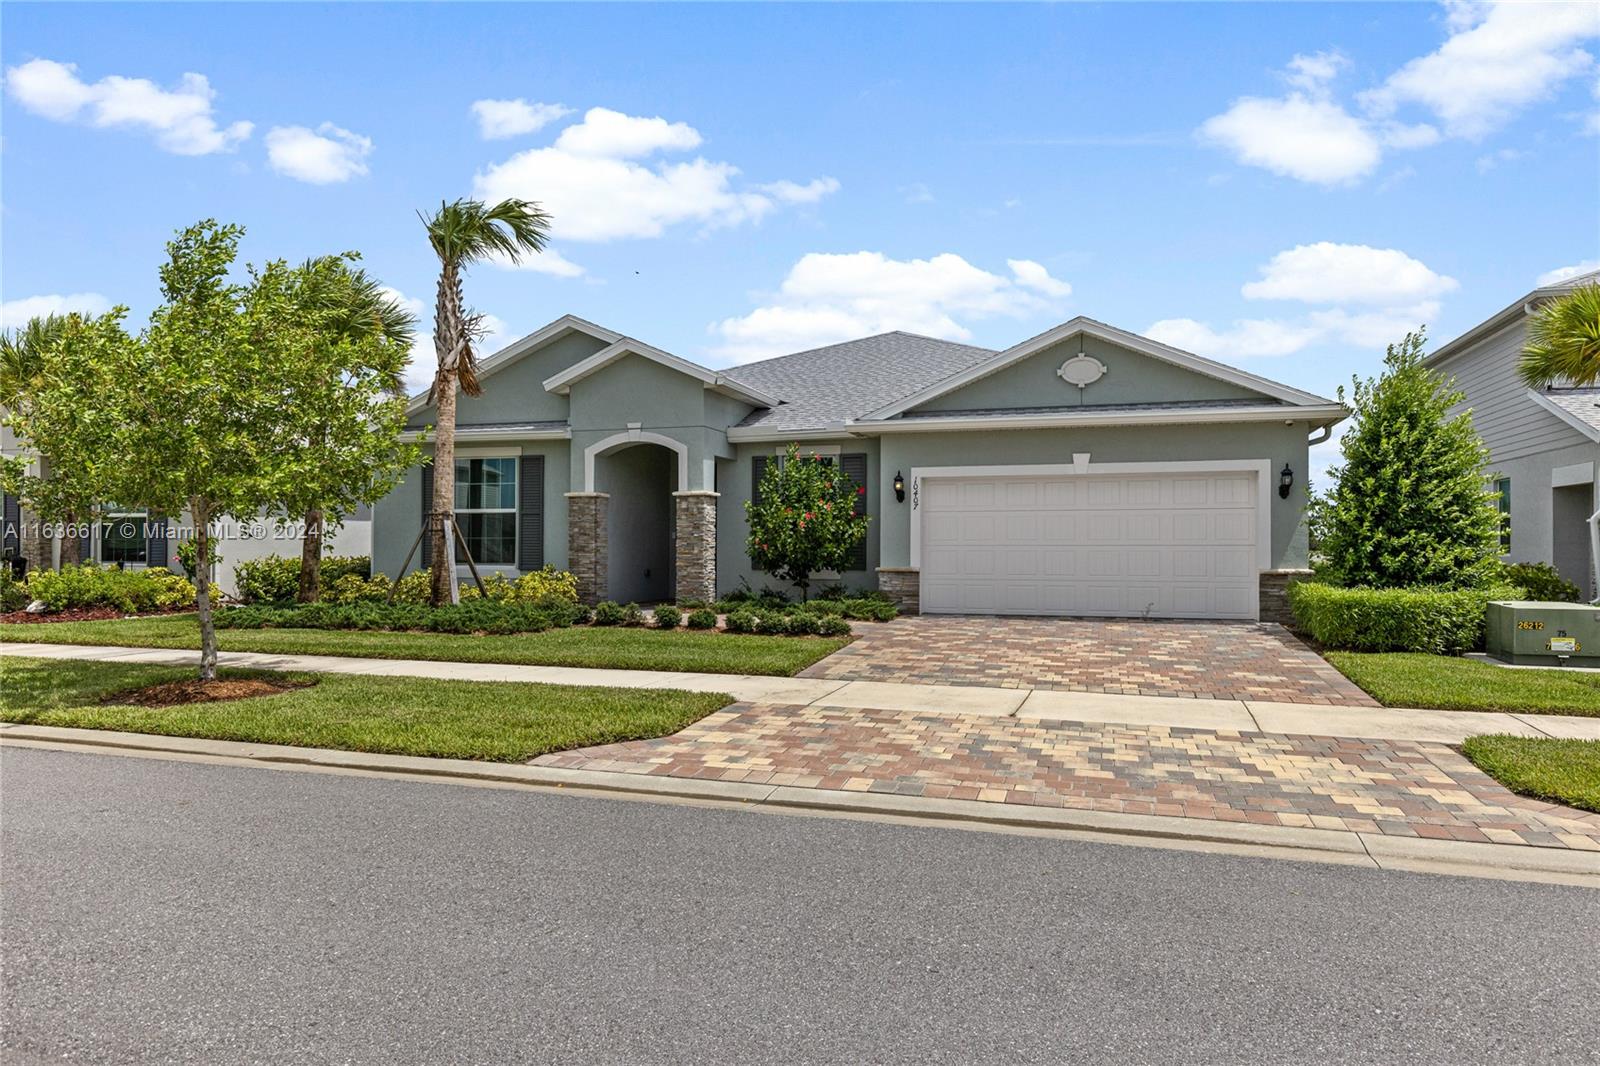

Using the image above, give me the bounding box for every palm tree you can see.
[288,257,417,601]
[419,197,551,605]
[1520,283,1600,388]
[1,315,86,566]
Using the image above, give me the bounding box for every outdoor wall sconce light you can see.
[893,471,906,503]
[1278,463,1294,499]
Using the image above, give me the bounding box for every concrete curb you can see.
[5,723,1596,885]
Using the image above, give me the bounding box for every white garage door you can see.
[919,472,1260,620]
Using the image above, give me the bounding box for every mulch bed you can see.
[0,606,192,625]
[106,677,313,708]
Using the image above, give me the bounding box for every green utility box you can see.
[1485,601,1600,667]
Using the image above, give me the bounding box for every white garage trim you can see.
[908,458,1274,573]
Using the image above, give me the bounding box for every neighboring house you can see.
[1424,271,1600,601]
[2,421,372,598]
[378,314,1346,621]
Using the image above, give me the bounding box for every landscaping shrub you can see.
[781,611,821,636]
[391,568,433,604]
[215,599,586,635]
[816,615,852,637]
[591,601,627,626]
[713,594,895,622]
[1498,561,1582,603]
[622,602,646,627]
[685,607,718,630]
[233,554,371,604]
[724,609,758,634]
[324,572,393,604]
[1,568,28,612]
[23,564,195,615]
[457,566,580,605]
[1288,581,1523,654]
[654,604,682,629]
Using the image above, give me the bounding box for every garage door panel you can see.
[920,471,1260,620]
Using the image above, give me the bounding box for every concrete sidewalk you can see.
[4,640,1598,745]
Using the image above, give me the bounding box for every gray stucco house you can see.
[375,314,1347,620]
[1425,271,1600,600]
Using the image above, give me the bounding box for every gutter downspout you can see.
[1307,425,1332,446]
[1589,506,1600,605]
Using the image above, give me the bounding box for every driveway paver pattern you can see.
[536,704,1600,851]
[802,616,1378,706]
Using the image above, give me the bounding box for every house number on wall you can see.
[912,477,920,510]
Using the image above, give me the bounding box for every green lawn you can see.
[1461,735,1600,814]
[1325,652,1600,715]
[0,656,730,761]
[0,614,848,676]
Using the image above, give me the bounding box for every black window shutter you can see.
[420,463,434,569]
[2,493,19,558]
[840,454,868,572]
[146,514,168,568]
[518,455,544,570]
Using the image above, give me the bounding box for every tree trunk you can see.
[193,500,218,681]
[297,507,323,603]
[428,261,464,608]
[59,509,83,567]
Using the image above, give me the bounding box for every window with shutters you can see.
[100,508,148,566]
[454,457,518,566]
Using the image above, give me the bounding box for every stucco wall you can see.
[875,421,1314,571]
[1490,441,1598,598]
[406,331,610,430]
[913,336,1262,413]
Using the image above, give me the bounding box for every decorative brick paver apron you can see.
[800,616,1378,706]
[536,704,1600,851]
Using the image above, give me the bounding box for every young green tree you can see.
[252,254,420,601]
[0,313,91,565]
[1321,330,1502,589]
[746,444,871,601]
[419,197,552,606]
[1519,282,1600,388]
[7,221,290,679]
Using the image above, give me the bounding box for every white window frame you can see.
[98,507,149,569]
[452,455,519,572]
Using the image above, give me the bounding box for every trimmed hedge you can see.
[1288,582,1523,654]
[653,605,682,629]
[22,564,196,615]
[233,554,371,605]
[216,599,588,636]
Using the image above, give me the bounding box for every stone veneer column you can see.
[876,567,920,615]
[672,491,718,604]
[564,492,609,605]
[1258,568,1312,626]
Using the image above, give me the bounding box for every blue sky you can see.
[4,2,1598,475]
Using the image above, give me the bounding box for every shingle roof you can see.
[1541,387,1600,434]
[720,332,997,433]
[891,398,1278,423]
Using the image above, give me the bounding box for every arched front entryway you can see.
[594,441,678,604]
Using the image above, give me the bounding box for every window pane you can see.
[457,512,516,566]
[454,457,517,511]
[102,514,147,565]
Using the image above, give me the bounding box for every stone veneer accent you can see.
[1259,568,1313,626]
[672,491,718,604]
[564,492,609,605]
[876,567,920,615]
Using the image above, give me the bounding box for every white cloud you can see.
[552,107,701,157]
[1201,3,1600,185]
[901,182,935,204]
[762,177,841,204]
[1360,1,1600,140]
[710,251,1071,362]
[470,98,572,139]
[1240,242,1458,305]
[4,58,251,155]
[0,292,111,329]
[475,107,837,242]
[1475,146,1527,172]
[1145,318,1321,359]
[386,288,515,395]
[265,123,372,184]
[1199,93,1380,185]
[1537,259,1600,286]
[487,246,587,278]
[1149,243,1450,358]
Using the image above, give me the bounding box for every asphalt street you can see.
[2,745,1597,1065]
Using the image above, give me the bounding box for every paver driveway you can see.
[537,704,1600,851]
[801,616,1377,706]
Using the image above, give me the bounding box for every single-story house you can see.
[377,314,1346,622]
[1424,270,1600,600]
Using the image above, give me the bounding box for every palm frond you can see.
[1520,283,1600,388]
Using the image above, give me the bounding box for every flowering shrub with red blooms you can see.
[745,443,871,601]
